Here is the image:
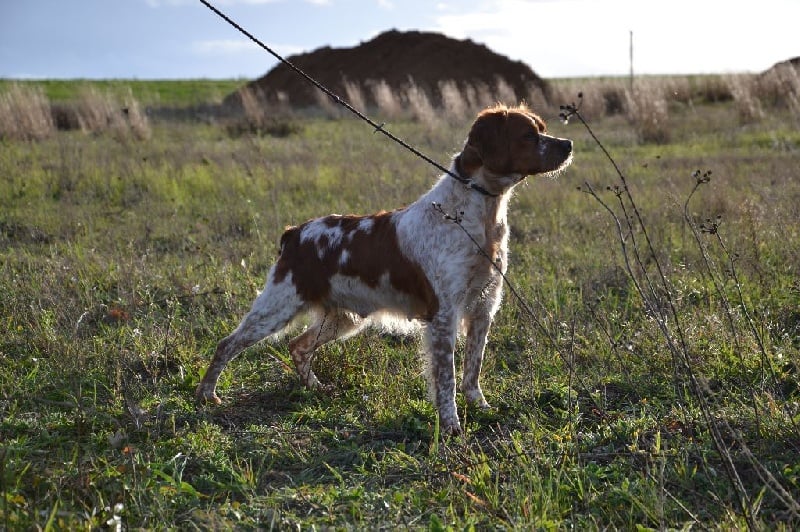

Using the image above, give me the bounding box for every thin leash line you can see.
[198,0,496,197]
[200,0,596,408]
[198,0,606,415]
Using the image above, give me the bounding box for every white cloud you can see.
[377,0,395,9]
[432,0,800,77]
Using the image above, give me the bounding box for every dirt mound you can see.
[757,57,800,106]
[225,30,548,109]
[761,56,800,74]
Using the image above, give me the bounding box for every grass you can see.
[0,78,246,106]
[1,78,799,529]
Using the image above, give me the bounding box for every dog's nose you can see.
[557,138,573,160]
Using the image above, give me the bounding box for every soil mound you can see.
[757,57,800,106]
[225,30,548,109]
[761,56,800,74]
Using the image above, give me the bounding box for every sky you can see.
[1,0,798,80]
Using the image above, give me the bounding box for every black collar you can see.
[450,155,498,198]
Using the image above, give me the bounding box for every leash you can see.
[197,0,633,447]
[198,0,497,197]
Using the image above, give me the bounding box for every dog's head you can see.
[459,104,573,194]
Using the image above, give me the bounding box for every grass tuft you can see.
[0,83,55,141]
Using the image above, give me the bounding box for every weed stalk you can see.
[560,93,757,530]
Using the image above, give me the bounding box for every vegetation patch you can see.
[0,75,798,529]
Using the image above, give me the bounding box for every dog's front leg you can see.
[461,311,493,409]
[461,281,502,409]
[427,311,460,435]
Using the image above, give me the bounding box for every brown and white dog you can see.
[196,104,573,434]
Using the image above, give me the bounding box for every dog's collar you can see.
[450,155,499,198]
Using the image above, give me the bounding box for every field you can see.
[1,75,799,529]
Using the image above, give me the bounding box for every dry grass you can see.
[550,78,671,143]
[4,72,799,144]
[461,82,495,113]
[0,83,151,142]
[121,88,151,140]
[0,83,55,141]
[371,80,403,119]
[726,74,765,124]
[495,78,517,106]
[75,86,151,140]
[372,77,533,127]
[343,79,367,114]
[439,80,470,123]
[226,86,299,137]
[405,80,436,127]
[625,79,670,144]
[755,62,800,117]
[550,80,627,121]
[312,85,343,119]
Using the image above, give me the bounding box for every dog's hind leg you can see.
[288,308,363,390]
[196,272,304,405]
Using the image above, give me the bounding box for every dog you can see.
[196,104,573,434]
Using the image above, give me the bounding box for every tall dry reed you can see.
[726,74,764,124]
[405,81,436,127]
[343,80,367,114]
[756,62,800,119]
[494,78,517,106]
[439,80,469,123]
[227,86,298,137]
[371,80,402,119]
[76,86,151,140]
[0,83,55,141]
[625,80,670,144]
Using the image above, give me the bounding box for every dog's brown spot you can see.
[274,225,335,302]
[273,212,439,320]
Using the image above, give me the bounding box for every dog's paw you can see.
[438,411,462,437]
[195,386,222,406]
[441,421,463,437]
[463,388,491,409]
[303,372,336,395]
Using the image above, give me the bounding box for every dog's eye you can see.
[524,131,539,141]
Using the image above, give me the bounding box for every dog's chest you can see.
[456,212,508,295]
[484,219,508,266]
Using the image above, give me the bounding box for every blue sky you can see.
[1,0,798,80]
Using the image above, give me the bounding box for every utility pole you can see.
[629,30,634,91]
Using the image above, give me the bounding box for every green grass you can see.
[1,80,799,529]
[0,78,247,106]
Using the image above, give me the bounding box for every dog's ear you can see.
[459,143,483,176]
[460,110,509,175]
